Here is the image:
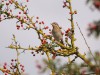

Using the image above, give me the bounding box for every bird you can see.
[51,22,64,44]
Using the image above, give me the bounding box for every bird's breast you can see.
[52,29,63,41]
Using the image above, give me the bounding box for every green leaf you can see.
[4,12,9,17]
[0,4,4,9]
[0,11,3,14]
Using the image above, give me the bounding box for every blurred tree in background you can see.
[86,0,100,37]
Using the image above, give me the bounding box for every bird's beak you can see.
[51,23,53,26]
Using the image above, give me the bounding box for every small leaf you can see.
[0,11,3,14]
[4,12,9,17]
[0,4,4,9]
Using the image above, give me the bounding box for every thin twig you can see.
[76,22,97,65]
[12,35,21,75]
[70,56,78,64]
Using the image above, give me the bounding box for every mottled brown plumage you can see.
[51,22,64,44]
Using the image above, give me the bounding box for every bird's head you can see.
[51,22,59,28]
